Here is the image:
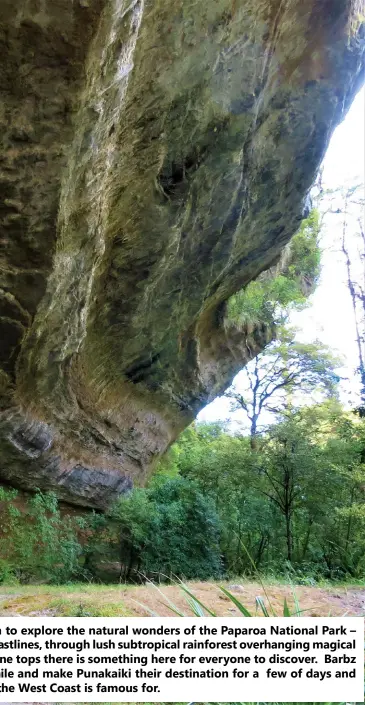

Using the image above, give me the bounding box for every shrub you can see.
[0,488,82,583]
[92,478,223,582]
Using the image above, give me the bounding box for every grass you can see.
[0,583,134,617]
[142,581,303,617]
[0,579,363,617]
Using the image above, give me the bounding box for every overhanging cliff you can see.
[0,0,364,507]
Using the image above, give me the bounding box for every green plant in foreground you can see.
[140,577,303,618]
[138,535,309,618]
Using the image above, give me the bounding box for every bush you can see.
[0,488,82,583]
[90,478,222,582]
[143,478,222,580]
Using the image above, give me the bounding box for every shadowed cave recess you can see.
[0,0,364,507]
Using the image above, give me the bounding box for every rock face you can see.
[0,0,364,507]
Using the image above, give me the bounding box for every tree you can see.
[101,477,222,581]
[257,417,323,562]
[176,424,277,573]
[225,328,341,447]
[340,183,365,406]
[315,179,365,407]
[73,404,365,581]
[144,477,222,580]
[264,404,365,572]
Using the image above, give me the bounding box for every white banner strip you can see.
[0,617,363,702]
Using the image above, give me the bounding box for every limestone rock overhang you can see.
[0,0,364,507]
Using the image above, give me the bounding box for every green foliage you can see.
[227,209,321,327]
[86,478,222,582]
[143,478,222,579]
[286,209,321,284]
[0,489,82,583]
[1,403,364,588]
[225,327,342,440]
[169,404,365,581]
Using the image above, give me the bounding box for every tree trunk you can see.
[250,416,258,449]
[301,518,313,561]
[285,513,293,562]
[345,485,356,552]
[256,533,269,567]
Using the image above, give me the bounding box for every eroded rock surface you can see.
[0,0,364,507]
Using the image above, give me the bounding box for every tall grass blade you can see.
[163,602,187,617]
[219,586,252,616]
[184,595,206,617]
[178,582,217,617]
[131,599,160,617]
[283,597,291,616]
[234,534,277,616]
[256,595,271,617]
[292,586,301,617]
[144,576,187,616]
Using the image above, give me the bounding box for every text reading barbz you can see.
[0,617,363,702]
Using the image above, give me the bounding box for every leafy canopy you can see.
[227,209,321,328]
[225,326,342,440]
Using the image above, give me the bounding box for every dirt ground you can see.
[0,580,364,617]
